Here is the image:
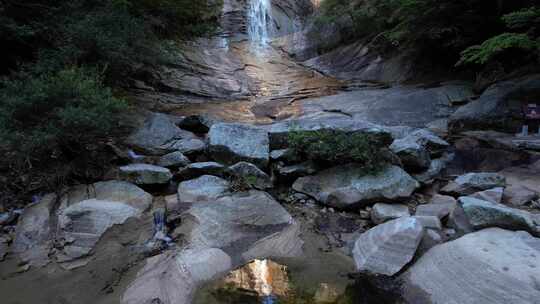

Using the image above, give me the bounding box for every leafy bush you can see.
[502,7,540,30]
[0,68,127,160]
[457,33,539,66]
[288,129,391,173]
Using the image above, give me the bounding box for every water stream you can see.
[248,0,271,43]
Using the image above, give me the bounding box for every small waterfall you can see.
[248,0,271,43]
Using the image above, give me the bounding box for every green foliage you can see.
[457,33,539,66]
[0,68,127,160]
[288,129,391,173]
[502,7,540,30]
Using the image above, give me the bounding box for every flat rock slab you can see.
[353,217,424,276]
[470,187,504,204]
[293,165,419,209]
[177,162,225,180]
[119,164,173,185]
[122,248,232,304]
[177,175,230,204]
[208,123,269,168]
[402,228,540,304]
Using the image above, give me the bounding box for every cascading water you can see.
[248,0,271,43]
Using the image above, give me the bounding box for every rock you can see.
[442,172,506,196]
[459,197,539,236]
[390,129,449,172]
[227,162,272,190]
[352,217,424,276]
[413,153,454,184]
[447,205,474,235]
[0,235,8,261]
[208,123,269,168]
[293,165,419,209]
[415,203,456,220]
[470,187,504,204]
[119,164,172,185]
[127,113,196,155]
[176,162,225,180]
[402,228,540,304]
[417,229,444,256]
[267,118,392,150]
[173,190,302,259]
[177,175,230,204]
[449,74,540,132]
[413,216,443,230]
[167,138,207,156]
[429,194,457,205]
[122,248,232,304]
[11,194,56,267]
[370,203,410,224]
[157,151,191,168]
[178,115,215,134]
[277,161,319,180]
[270,149,295,162]
[0,211,18,226]
[503,185,538,206]
[389,137,431,172]
[56,199,142,265]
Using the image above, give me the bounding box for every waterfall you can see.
[248,0,271,43]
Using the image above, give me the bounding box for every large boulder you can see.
[353,217,424,276]
[459,197,539,236]
[266,118,392,150]
[127,113,196,155]
[442,172,506,196]
[449,74,540,132]
[119,164,173,185]
[173,190,302,260]
[469,187,504,204]
[499,160,540,206]
[167,138,207,156]
[56,199,142,266]
[122,248,232,304]
[293,165,419,209]
[177,175,230,205]
[157,151,191,168]
[176,162,225,180]
[402,228,540,304]
[208,123,270,168]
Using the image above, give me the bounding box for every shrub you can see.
[457,33,539,66]
[288,129,391,174]
[502,7,540,30]
[0,67,127,161]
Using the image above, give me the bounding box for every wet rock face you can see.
[209,123,270,168]
[449,74,540,132]
[293,165,419,209]
[459,197,539,236]
[402,228,540,304]
[353,217,424,276]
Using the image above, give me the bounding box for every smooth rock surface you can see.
[353,217,424,276]
[122,248,232,304]
[127,113,195,155]
[470,187,504,204]
[371,203,410,224]
[293,165,419,209]
[167,138,207,156]
[459,197,539,236]
[177,175,230,204]
[209,123,269,167]
[177,162,225,180]
[119,164,173,185]
[403,228,540,304]
[442,172,506,195]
